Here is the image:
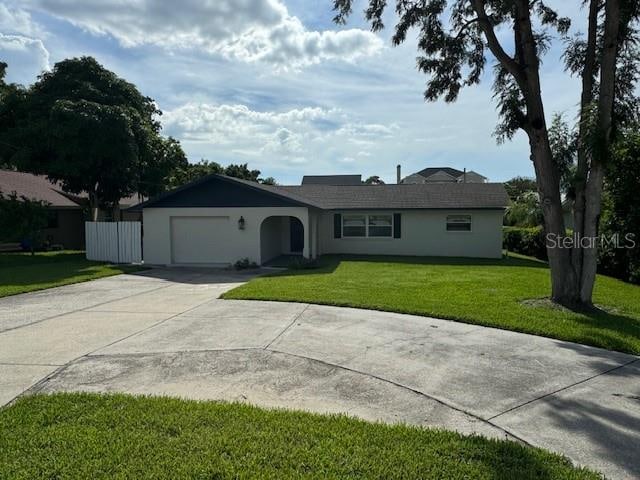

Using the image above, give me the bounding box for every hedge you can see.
[503,226,547,260]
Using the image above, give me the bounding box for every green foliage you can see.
[0,191,50,252]
[364,175,385,184]
[503,227,548,260]
[0,393,600,479]
[233,257,258,270]
[166,160,277,190]
[599,128,640,284]
[503,176,537,200]
[0,57,186,211]
[225,254,640,355]
[504,191,544,227]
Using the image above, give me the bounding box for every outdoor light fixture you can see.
[238,216,246,230]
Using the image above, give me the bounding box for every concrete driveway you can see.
[1,269,638,479]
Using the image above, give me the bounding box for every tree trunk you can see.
[579,0,621,304]
[513,0,580,306]
[88,190,99,221]
[572,0,600,287]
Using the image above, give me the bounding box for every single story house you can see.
[0,169,142,249]
[131,174,509,266]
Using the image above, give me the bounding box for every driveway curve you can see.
[1,268,638,479]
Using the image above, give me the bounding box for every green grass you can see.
[0,251,144,298]
[0,393,600,479]
[223,254,640,355]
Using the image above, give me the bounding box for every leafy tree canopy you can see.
[0,57,187,219]
[364,175,385,185]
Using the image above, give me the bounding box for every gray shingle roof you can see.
[278,183,509,210]
[416,167,465,179]
[0,170,80,207]
[301,174,362,185]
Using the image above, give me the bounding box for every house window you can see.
[343,215,366,237]
[446,215,472,232]
[46,211,59,229]
[368,215,393,237]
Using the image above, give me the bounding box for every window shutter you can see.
[334,213,342,238]
[393,213,401,238]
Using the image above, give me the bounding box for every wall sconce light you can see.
[238,216,246,230]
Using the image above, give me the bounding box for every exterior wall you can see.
[401,173,426,184]
[318,209,504,258]
[423,171,458,183]
[43,209,85,249]
[459,171,487,183]
[143,206,309,266]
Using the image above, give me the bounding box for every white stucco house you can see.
[131,174,509,266]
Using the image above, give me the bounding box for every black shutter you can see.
[393,213,401,238]
[334,213,342,238]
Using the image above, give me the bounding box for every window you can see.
[343,215,366,237]
[342,214,393,238]
[368,215,393,237]
[446,215,472,232]
[46,211,59,229]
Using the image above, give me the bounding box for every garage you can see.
[170,216,232,265]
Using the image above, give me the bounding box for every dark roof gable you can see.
[416,167,465,179]
[130,174,319,210]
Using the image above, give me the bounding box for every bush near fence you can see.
[503,226,548,260]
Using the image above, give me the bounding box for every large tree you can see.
[0,57,186,220]
[333,0,639,307]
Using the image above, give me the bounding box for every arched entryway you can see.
[260,215,305,265]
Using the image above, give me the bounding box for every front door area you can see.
[290,217,304,253]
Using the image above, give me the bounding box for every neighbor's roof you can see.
[301,174,362,185]
[279,183,509,210]
[0,170,144,208]
[0,169,80,208]
[415,167,465,179]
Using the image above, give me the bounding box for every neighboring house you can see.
[302,175,362,185]
[402,167,487,184]
[0,170,142,249]
[131,173,509,266]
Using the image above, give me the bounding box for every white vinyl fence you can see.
[85,221,142,264]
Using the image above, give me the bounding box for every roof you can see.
[133,174,509,211]
[416,167,465,179]
[0,170,80,208]
[279,183,509,210]
[0,170,144,208]
[301,174,362,185]
[130,174,322,211]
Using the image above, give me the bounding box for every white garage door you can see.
[170,216,233,264]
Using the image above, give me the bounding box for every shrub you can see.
[233,257,258,270]
[503,226,547,260]
[287,257,320,270]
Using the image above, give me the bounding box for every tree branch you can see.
[454,17,481,40]
[470,0,526,87]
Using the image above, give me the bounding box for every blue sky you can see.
[0,0,590,184]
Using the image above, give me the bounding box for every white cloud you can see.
[0,4,43,37]
[25,0,382,69]
[0,34,50,82]
[161,101,401,169]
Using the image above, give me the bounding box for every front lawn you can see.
[223,254,640,355]
[0,393,599,479]
[0,251,143,298]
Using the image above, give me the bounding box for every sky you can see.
[0,0,591,185]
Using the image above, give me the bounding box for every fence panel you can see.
[85,221,142,264]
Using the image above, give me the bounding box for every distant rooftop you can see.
[301,174,362,186]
